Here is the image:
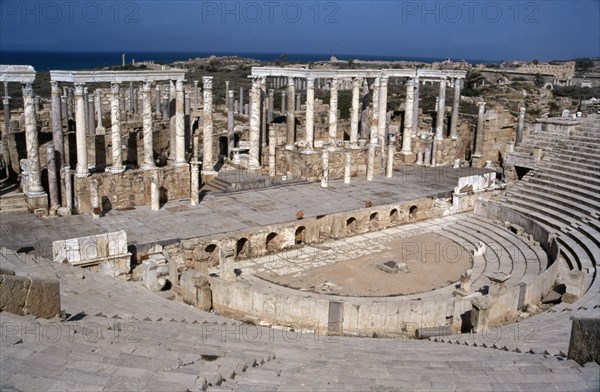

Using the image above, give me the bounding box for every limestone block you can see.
[143,260,158,291]
[0,274,28,315]
[79,235,98,261]
[24,278,61,318]
[568,317,600,365]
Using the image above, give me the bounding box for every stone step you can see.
[511,180,599,211]
[534,172,600,196]
[525,176,600,204]
[536,166,600,187]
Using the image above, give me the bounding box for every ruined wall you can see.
[73,165,190,213]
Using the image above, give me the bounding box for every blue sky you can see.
[0,0,598,61]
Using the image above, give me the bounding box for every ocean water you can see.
[0,50,495,71]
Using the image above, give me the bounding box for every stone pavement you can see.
[0,167,489,256]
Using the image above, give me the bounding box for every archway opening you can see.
[409,205,418,220]
[295,226,306,245]
[236,238,250,258]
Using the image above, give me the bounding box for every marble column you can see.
[473,102,486,158]
[268,128,276,177]
[202,77,216,174]
[267,89,274,123]
[328,77,339,149]
[367,144,375,181]
[95,89,105,134]
[239,87,244,115]
[173,80,186,166]
[45,143,59,211]
[286,77,295,149]
[60,95,67,128]
[344,152,351,184]
[321,149,329,188]
[261,77,267,147]
[431,135,438,167]
[190,160,200,206]
[350,77,361,148]
[303,77,315,153]
[67,88,74,121]
[401,79,415,155]
[50,81,65,167]
[74,84,89,178]
[162,87,170,119]
[194,80,200,111]
[141,82,156,170]
[450,78,461,139]
[150,170,159,211]
[387,133,396,178]
[89,179,100,218]
[435,78,446,140]
[377,76,389,144]
[128,82,134,113]
[87,94,95,135]
[225,81,230,107]
[21,84,44,195]
[412,76,420,136]
[155,85,162,117]
[516,107,525,146]
[281,91,286,114]
[248,76,261,169]
[63,166,73,212]
[227,90,234,156]
[295,93,301,112]
[109,83,125,173]
[370,78,380,145]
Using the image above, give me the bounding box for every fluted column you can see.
[303,77,315,153]
[350,77,361,148]
[267,89,274,123]
[473,101,486,158]
[22,83,44,194]
[74,84,89,178]
[190,160,200,206]
[50,81,65,167]
[286,77,295,149]
[141,82,156,170]
[377,76,389,143]
[87,94,95,135]
[261,77,267,147]
[401,79,415,155]
[516,107,525,146]
[201,77,216,174]
[328,77,339,149]
[109,83,124,173]
[249,76,261,169]
[412,76,420,136]
[174,79,186,166]
[128,82,134,113]
[227,90,235,156]
[95,89,105,134]
[46,143,59,209]
[155,85,162,117]
[239,87,244,115]
[435,78,446,140]
[370,78,380,145]
[387,133,397,178]
[450,78,461,139]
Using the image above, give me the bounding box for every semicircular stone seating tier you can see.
[430,114,600,357]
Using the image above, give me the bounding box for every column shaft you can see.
[74,84,89,177]
[350,78,361,147]
[46,143,59,208]
[174,80,186,165]
[141,83,156,170]
[516,107,525,146]
[248,77,261,169]
[435,78,446,140]
[304,78,315,151]
[328,78,339,148]
[377,76,388,143]
[473,102,486,158]
[370,78,380,145]
[286,78,295,149]
[23,84,44,193]
[401,79,415,154]
[450,79,461,139]
[50,81,66,167]
[110,83,124,173]
[202,77,215,173]
[412,76,420,136]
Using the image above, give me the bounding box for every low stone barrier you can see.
[0,270,61,319]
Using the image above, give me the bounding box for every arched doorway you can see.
[295,226,306,245]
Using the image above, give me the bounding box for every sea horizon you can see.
[0,50,500,71]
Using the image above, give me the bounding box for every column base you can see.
[201,169,217,176]
[75,171,90,178]
[25,191,48,212]
[172,160,188,168]
[398,152,416,164]
[96,126,106,135]
[107,166,125,174]
[141,163,158,171]
[348,143,360,149]
[301,148,316,155]
[284,145,296,151]
[450,135,458,140]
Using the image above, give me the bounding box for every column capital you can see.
[477,101,486,107]
[175,79,184,91]
[406,78,415,87]
[373,77,381,87]
[454,78,461,88]
[306,77,315,88]
[193,80,199,87]
[268,88,274,94]
[2,97,9,105]
[202,76,213,89]
[519,107,526,114]
[50,81,60,93]
[87,94,95,103]
[141,82,152,93]
[352,77,362,87]
[287,77,295,86]
[330,77,339,87]
[22,83,33,97]
[380,75,389,86]
[110,82,120,94]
